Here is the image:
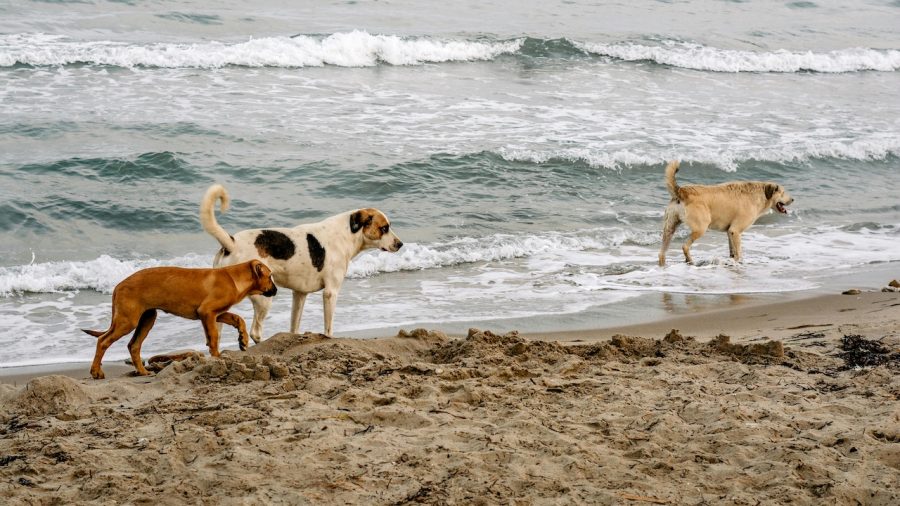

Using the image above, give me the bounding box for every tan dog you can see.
[659,161,793,265]
[82,260,277,379]
[200,184,403,340]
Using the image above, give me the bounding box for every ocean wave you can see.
[0,254,211,296]
[516,37,588,59]
[575,40,900,73]
[0,231,639,295]
[497,148,661,170]
[18,151,200,182]
[498,138,900,171]
[3,32,898,73]
[3,224,897,297]
[0,31,522,68]
[348,231,631,278]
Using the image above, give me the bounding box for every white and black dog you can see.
[200,184,403,340]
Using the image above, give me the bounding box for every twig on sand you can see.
[428,409,469,419]
[352,424,375,436]
[619,492,669,504]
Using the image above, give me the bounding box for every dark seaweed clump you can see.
[837,335,900,370]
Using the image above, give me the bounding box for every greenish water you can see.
[1,0,898,366]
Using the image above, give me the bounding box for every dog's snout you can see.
[263,278,277,297]
[395,241,403,250]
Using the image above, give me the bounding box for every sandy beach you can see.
[1,286,898,505]
[5,0,900,503]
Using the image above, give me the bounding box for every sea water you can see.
[1,0,898,366]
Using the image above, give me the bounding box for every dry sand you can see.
[1,290,898,505]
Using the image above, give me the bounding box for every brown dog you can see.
[659,161,793,265]
[83,260,277,379]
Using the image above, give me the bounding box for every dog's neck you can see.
[320,211,373,262]
[224,266,256,300]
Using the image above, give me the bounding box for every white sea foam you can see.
[576,40,900,73]
[4,32,898,73]
[497,147,661,170]
[0,230,638,296]
[3,223,897,298]
[2,225,898,367]
[498,137,900,171]
[598,227,900,294]
[0,31,523,68]
[0,254,210,296]
[348,230,629,278]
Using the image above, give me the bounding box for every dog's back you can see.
[110,266,231,320]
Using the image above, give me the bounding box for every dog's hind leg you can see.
[216,312,249,351]
[659,207,681,266]
[90,316,140,380]
[290,291,307,334]
[248,294,272,343]
[126,309,157,376]
[682,227,706,265]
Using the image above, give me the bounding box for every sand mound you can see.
[191,353,292,383]
[5,375,89,421]
[1,329,897,504]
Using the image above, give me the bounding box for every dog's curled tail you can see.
[200,184,236,253]
[81,329,104,338]
[664,160,681,199]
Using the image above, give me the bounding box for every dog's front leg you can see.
[217,312,250,351]
[290,291,307,334]
[728,230,743,262]
[323,288,339,337]
[200,313,221,356]
[248,294,273,343]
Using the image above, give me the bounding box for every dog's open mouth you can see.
[775,202,789,214]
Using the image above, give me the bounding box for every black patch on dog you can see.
[765,184,777,200]
[254,230,296,260]
[307,234,326,271]
[349,211,373,233]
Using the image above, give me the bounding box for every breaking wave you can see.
[0,31,522,68]
[0,230,640,295]
[3,32,898,73]
[575,40,900,73]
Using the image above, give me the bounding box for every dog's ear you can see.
[764,183,778,201]
[349,210,373,233]
[250,260,267,279]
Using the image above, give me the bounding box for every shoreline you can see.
[531,290,900,343]
[4,285,896,384]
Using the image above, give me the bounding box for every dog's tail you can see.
[81,328,104,338]
[664,160,680,199]
[200,184,236,254]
